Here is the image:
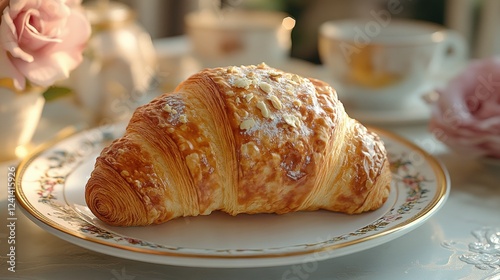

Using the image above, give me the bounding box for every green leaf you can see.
[43,86,73,101]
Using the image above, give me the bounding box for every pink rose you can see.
[429,57,500,158]
[0,0,91,90]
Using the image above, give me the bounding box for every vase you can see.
[0,86,45,161]
[68,1,157,126]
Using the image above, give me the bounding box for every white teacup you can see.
[185,9,295,68]
[319,19,467,111]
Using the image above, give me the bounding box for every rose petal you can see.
[19,10,62,53]
[47,8,90,56]
[7,0,38,19]
[0,7,34,63]
[38,1,70,36]
[20,10,62,51]
[16,51,73,86]
[0,49,25,89]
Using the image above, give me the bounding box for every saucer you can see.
[335,62,463,126]
[343,95,432,125]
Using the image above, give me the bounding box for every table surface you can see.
[1,51,500,280]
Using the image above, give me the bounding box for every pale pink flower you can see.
[0,0,90,90]
[429,57,500,158]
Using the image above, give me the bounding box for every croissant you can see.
[85,63,391,226]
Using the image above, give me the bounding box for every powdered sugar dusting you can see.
[206,64,340,186]
[223,64,322,141]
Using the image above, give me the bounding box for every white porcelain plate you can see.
[16,122,449,268]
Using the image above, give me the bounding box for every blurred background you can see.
[64,0,499,126]
[96,0,499,62]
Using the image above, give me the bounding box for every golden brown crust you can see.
[85,63,392,226]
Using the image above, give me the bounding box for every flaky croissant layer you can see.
[85,63,391,226]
